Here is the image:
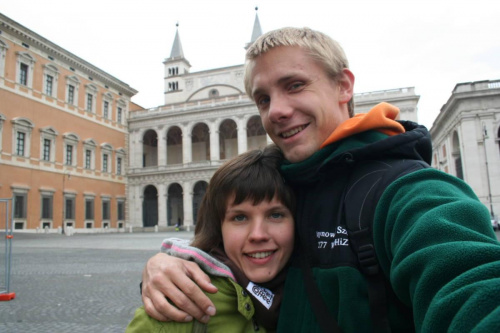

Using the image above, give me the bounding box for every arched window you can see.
[219,119,237,160]
[143,130,158,167]
[193,181,208,224]
[247,115,267,150]
[191,123,210,162]
[167,183,183,226]
[143,185,158,227]
[167,126,182,165]
[452,131,463,180]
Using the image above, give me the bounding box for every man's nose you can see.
[268,95,292,123]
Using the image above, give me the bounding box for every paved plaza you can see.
[1,229,499,333]
[0,231,194,333]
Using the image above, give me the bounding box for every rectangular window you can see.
[103,154,108,172]
[102,200,110,220]
[45,75,53,96]
[16,132,26,156]
[117,201,125,221]
[117,157,122,175]
[85,150,91,169]
[42,139,51,161]
[86,93,93,112]
[85,198,94,220]
[65,197,75,220]
[41,195,53,219]
[14,194,27,219]
[66,145,73,165]
[19,63,28,85]
[68,85,75,105]
[103,101,109,119]
[117,107,122,123]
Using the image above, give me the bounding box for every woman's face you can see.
[221,195,294,283]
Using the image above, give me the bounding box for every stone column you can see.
[182,181,194,229]
[128,131,135,168]
[157,129,166,166]
[127,184,137,227]
[210,122,220,161]
[131,131,143,168]
[157,183,167,227]
[182,125,192,164]
[135,185,143,227]
[237,118,248,154]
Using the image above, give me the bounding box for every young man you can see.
[141,27,500,332]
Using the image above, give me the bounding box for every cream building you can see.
[0,13,139,233]
[127,13,420,230]
[430,80,500,220]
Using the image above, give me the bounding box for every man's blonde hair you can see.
[244,27,354,117]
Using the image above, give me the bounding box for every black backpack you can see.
[300,158,429,333]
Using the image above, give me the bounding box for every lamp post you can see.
[482,124,495,219]
[61,171,71,234]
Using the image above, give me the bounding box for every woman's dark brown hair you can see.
[190,144,295,252]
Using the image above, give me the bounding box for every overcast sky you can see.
[2,0,500,129]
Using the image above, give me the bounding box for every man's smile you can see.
[280,124,308,138]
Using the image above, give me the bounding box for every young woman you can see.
[126,145,295,332]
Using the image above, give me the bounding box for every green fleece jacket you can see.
[277,121,500,332]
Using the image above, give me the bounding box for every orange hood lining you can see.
[320,102,405,148]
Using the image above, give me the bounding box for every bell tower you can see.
[163,23,191,104]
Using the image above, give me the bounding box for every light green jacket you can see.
[127,239,272,332]
[126,276,268,333]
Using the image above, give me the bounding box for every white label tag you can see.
[246,281,274,310]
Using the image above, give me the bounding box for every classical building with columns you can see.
[430,79,500,220]
[127,14,420,230]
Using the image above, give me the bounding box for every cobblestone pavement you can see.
[2,230,499,333]
[0,231,194,333]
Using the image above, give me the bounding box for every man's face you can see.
[250,46,352,163]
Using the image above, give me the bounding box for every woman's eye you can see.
[234,214,247,222]
[270,212,284,219]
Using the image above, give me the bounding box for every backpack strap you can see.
[344,158,429,332]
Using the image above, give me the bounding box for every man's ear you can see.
[338,69,355,105]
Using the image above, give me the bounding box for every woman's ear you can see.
[338,68,355,105]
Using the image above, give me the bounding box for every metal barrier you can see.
[0,198,15,301]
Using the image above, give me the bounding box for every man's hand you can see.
[141,253,218,323]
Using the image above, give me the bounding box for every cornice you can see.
[129,101,258,127]
[128,167,217,185]
[0,14,138,96]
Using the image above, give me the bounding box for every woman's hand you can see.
[141,253,218,323]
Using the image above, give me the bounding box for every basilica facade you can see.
[127,14,420,230]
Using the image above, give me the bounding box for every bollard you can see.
[1,198,16,301]
[65,226,74,236]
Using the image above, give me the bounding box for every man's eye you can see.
[257,96,270,107]
[289,82,304,91]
